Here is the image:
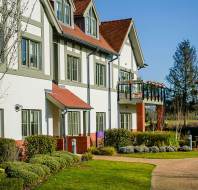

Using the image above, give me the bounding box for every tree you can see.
[0,0,37,81]
[166,40,198,127]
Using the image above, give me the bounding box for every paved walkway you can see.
[93,155,198,190]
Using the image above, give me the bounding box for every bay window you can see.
[68,111,81,136]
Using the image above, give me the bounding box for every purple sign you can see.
[97,131,104,138]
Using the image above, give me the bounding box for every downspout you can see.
[61,108,68,151]
[87,49,98,134]
[108,55,119,129]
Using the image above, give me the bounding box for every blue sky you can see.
[95,0,198,84]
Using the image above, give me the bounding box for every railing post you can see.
[117,84,120,101]
[129,83,132,101]
[142,82,144,100]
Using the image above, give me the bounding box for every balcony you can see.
[117,80,166,105]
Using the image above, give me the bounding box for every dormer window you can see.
[55,0,72,26]
[85,7,98,38]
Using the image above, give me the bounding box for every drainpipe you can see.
[61,108,68,151]
[108,55,119,129]
[87,49,98,134]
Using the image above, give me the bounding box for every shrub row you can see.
[105,129,179,149]
[119,145,180,154]
[88,146,116,156]
[0,138,16,163]
[1,152,80,188]
[25,135,57,159]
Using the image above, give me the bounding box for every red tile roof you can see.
[73,0,91,16]
[100,18,132,53]
[49,83,92,110]
[61,23,116,54]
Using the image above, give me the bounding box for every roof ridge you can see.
[101,18,133,24]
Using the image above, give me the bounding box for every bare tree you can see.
[0,0,37,81]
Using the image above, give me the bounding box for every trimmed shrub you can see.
[166,146,175,152]
[178,146,191,152]
[0,177,23,190]
[51,151,75,166]
[29,155,61,173]
[159,146,167,152]
[88,147,101,155]
[25,135,57,159]
[0,138,16,163]
[142,146,150,153]
[81,153,93,161]
[98,147,116,156]
[105,129,131,149]
[134,146,145,153]
[132,132,178,147]
[119,146,135,154]
[149,146,159,153]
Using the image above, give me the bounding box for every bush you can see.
[142,146,150,153]
[0,138,16,163]
[132,132,178,147]
[81,153,93,161]
[29,155,61,173]
[134,146,145,153]
[105,129,131,149]
[25,135,57,159]
[0,177,23,190]
[98,147,116,156]
[178,146,191,152]
[166,146,175,152]
[149,146,159,153]
[88,147,101,155]
[119,146,135,154]
[159,146,167,152]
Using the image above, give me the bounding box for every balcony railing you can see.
[117,80,166,104]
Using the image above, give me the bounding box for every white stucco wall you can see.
[0,74,53,140]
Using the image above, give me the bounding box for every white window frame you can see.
[67,111,81,136]
[86,7,98,38]
[22,109,42,138]
[96,112,106,132]
[120,113,132,130]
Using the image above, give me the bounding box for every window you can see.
[21,38,42,70]
[56,0,71,26]
[22,110,42,138]
[67,55,81,82]
[96,112,106,132]
[120,113,132,130]
[0,109,4,137]
[96,63,106,87]
[86,7,97,37]
[120,70,131,81]
[68,111,80,136]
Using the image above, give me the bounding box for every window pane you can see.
[56,0,62,21]
[30,41,39,68]
[96,63,106,86]
[68,112,80,136]
[96,113,106,132]
[64,1,71,25]
[0,109,4,137]
[21,39,27,66]
[67,55,80,82]
[22,110,28,137]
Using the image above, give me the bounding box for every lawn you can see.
[119,151,198,159]
[36,160,154,190]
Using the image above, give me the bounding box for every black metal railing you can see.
[117,80,166,103]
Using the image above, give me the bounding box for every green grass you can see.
[36,160,154,190]
[119,151,198,159]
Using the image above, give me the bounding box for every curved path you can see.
[94,156,198,190]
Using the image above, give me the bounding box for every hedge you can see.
[1,152,80,189]
[0,138,16,163]
[132,132,179,147]
[105,129,131,149]
[25,135,57,159]
[88,146,116,156]
[0,177,23,190]
[105,129,179,149]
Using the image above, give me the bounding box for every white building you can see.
[0,0,165,153]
